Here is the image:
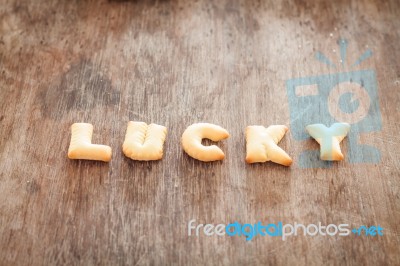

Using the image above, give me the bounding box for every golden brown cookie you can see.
[122,121,167,161]
[181,123,229,162]
[68,123,112,162]
[245,125,292,166]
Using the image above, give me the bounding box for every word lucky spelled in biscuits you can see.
[67,122,351,166]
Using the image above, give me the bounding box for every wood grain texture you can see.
[0,0,399,265]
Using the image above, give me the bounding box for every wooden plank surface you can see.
[0,0,399,265]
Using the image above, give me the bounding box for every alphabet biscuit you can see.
[122,121,167,161]
[245,125,292,166]
[181,123,229,162]
[306,123,350,161]
[68,123,112,162]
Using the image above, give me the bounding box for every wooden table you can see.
[1,0,399,265]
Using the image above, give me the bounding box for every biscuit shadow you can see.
[120,154,165,170]
[66,157,112,169]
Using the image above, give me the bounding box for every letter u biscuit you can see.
[123,121,167,161]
